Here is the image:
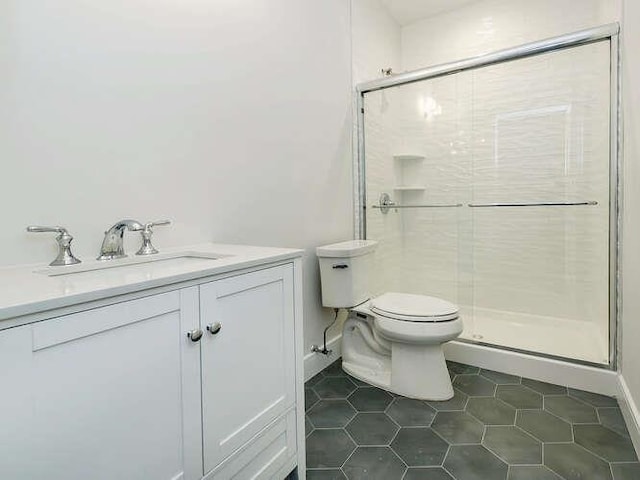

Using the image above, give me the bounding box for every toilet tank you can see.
[316,239,378,308]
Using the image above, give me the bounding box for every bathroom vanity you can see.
[0,244,305,480]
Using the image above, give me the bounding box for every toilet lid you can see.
[370,292,459,322]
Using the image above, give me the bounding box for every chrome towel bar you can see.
[373,193,598,214]
[467,201,598,207]
[372,203,464,209]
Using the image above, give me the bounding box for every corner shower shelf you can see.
[393,186,426,191]
[393,154,425,161]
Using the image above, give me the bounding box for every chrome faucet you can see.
[97,219,144,260]
[136,220,171,256]
[27,225,82,266]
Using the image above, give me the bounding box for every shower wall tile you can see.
[401,0,618,72]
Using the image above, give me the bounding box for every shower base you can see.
[457,306,609,365]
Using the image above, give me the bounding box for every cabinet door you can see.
[0,289,202,480]
[200,264,296,474]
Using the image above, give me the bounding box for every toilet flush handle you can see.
[332,264,349,269]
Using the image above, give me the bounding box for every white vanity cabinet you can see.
[200,264,297,479]
[0,255,304,480]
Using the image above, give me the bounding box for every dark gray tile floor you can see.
[305,360,640,480]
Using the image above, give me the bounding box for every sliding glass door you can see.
[361,38,613,365]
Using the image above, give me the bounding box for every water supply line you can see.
[311,308,340,355]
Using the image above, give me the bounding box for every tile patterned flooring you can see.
[304,360,639,480]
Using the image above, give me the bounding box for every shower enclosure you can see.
[356,25,620,368]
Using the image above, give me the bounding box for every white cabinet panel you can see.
[204,410,297,480]
[200,264,296,474]
[0,290,202,480]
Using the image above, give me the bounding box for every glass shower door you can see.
[360,38,613,366]
[467,41,611,364]
[362,72,475,337]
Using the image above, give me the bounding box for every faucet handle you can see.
[27,225,82,266]
[145,220,171,229]
[136,220,170,256]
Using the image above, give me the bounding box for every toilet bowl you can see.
[316,240,463,401]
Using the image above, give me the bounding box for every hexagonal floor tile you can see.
[348,387,394,412]
[346,413,399,446]
[386,398,436,426]
[307,469,348,480]
[307,372,326,388]
[568,388,618,407]
[544,443,613,480]
[573,424,638,462]
[496,385,542,409]
[443,445,508,480]
[544,395,598,423]
[306,429,356,468]
[403,467,454,479]
[447,361,480,375]
[453,375,496,397]
[308,400,357,428]
[324,360,347,377]
[598,407,631,437]
[431,411,484,444]
[611,463,640,480]
[427,389,468,411]
[315,377,358,399]
[347,375,369,387]
[515,410,572,442]
[306,388,320,411]
[520,378,567,395]
[466,397,515,426]
[306,416,314,436]
[390,427,449,466]
[483,426,542,465]
[507,466,562,480]
[480,369,521,385]
[342,446,406,480]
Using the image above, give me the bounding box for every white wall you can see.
[0,0,353,362]
[621,0,640,444]
[351,0,401,84]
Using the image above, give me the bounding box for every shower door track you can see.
[355,23,621,370]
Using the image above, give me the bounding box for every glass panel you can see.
[468,41,610,364]
[361,39,611,365]
[363,72,474,334]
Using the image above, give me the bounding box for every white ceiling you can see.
[379,0,481,26]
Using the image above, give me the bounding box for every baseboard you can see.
[617,374,640,457]
[443,341,619,396]
[304,334,342,381]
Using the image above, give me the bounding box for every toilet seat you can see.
[370,292,458,322]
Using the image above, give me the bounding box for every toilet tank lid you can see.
[371,293,458,318]
[316,239,378,258]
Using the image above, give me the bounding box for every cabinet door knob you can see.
[206,322,222,335]
[187,329,203,342]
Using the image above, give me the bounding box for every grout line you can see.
[441,444,452,467]
[387,444,409,468]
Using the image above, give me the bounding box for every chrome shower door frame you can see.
[354,23,621,370]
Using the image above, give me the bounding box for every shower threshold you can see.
[457,306,609,366]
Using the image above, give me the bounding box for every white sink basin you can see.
[36,251,228,277]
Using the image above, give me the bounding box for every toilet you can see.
[316,239,462,400]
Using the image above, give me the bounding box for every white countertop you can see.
[0,243,303,322]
